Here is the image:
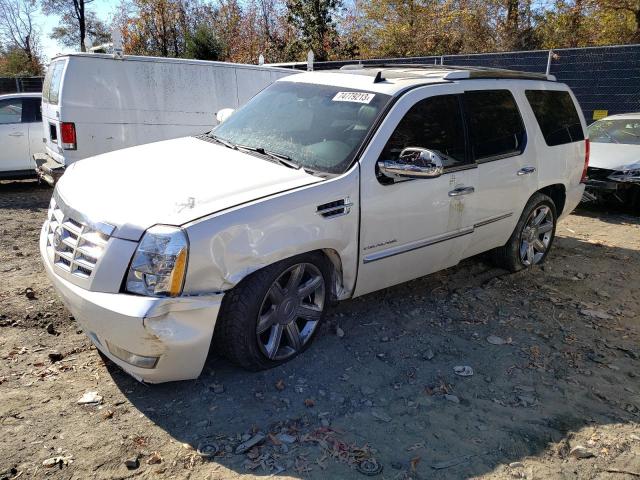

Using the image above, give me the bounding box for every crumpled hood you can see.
[55,136,321,240]
[589,142,640,170]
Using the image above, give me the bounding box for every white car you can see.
[585,113,640,207]
[40,65,588,383]
[0,93,43,179]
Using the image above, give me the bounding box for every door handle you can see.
[517,166,536,176]
[448,186,475,197]
[8,132,24,137]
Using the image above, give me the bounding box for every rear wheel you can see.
[493,193,557,272]
[215,252,331,371]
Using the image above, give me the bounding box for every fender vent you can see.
[316,198,353,218]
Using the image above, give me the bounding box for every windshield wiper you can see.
[208,134,238,150]
[236,145,301,170]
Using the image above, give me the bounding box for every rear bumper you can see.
[34,153,65,187]
[40,223,224,383]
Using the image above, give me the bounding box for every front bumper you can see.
[40,224,224,383]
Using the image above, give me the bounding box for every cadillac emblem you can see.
[52,226,64,249]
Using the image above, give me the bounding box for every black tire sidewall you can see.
[220,252,332,370]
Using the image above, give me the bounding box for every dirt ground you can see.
[1,180,639,480]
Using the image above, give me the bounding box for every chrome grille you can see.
[46,196,112,279]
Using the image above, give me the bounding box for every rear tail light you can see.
[60,122,76,150]
[580,138,590,183]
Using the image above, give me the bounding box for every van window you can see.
[44,61,65,105]
[464,90,526,161]
[525,90,584,146]
[380,95,468,169]
[0,99,22,124]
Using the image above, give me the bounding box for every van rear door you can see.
[41,58,68,165]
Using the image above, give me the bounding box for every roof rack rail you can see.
[339,63,556,82]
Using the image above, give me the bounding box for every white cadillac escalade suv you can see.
[41,65,588,383]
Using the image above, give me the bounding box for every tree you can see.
[41,0,105,52]
[597,0,640,41]
[117,0,190,57]
[185,23,223,60]
[286,0,342,61]
[0,0,42,71]
[50,10,111,50]
[0,44,42,75]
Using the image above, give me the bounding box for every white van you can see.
[35,53,295,184]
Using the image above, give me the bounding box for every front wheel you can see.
[214,252,331,371]
[493,193,557,272]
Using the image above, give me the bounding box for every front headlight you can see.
[125,225,188,297]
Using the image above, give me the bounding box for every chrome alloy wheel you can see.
[519,205,554,266]
[256,263,325,361]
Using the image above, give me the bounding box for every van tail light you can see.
[60,122,77,150]
[580,138,590,183]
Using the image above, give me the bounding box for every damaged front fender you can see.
[182,171,360,300]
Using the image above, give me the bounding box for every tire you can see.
[493,192,557,272]
[214,252,332,371]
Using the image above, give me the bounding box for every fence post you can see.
[307,50,314,71]
[546,50,553,76]
[15,78,21,93]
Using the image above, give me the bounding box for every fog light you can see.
[105,341,159,369]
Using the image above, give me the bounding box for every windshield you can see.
[211,81,391,174]
[588,119,640,145]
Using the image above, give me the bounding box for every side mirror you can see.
[378,147,444,180]
[216,108,235,124]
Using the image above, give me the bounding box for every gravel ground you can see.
[1,179,639,480]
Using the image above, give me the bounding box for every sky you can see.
[35,0,119,63]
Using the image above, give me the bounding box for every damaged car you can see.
[40,65,588,383]
[584,113,640,208]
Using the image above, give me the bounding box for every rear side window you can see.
[525,90,584,146]
[0,99,22,124]
[464,90,526,161]
[43,61,65,105]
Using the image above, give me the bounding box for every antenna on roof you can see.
[373,71,385,83]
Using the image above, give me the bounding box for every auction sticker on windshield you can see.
[332,92,376,104]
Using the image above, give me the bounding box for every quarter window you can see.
[0,99,22,124]
[464,90,526,161]
[525,90,584,146]
[379,95,468,169]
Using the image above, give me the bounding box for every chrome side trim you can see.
[474,212,513,228]
[363,227,474,264]
[362,212,514,264]
[53,189,116,237]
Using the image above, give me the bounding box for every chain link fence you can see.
[286,44,640,123]
[0,76,44,95]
